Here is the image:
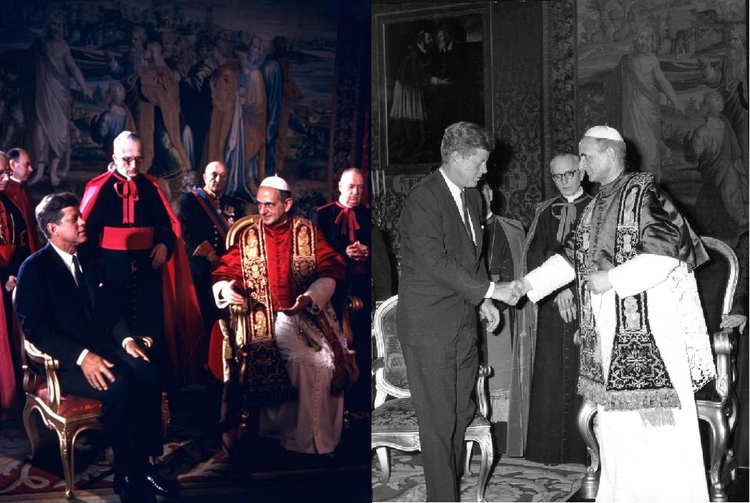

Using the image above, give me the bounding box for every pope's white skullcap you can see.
[583,125,624,142]
[259,175,290,191]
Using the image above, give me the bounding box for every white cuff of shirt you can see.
[485,282,495,299]
[76,349,89,366]
[213,280,230,308]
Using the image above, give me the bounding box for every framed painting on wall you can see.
[375,3,493,172]
[576,0,747,243]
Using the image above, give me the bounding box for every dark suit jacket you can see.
[16,244,113,370]
[397,170,491,345]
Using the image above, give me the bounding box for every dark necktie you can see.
[460,190,474,244]
[72,255,91,308]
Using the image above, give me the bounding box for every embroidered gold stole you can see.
[575,173,681,413]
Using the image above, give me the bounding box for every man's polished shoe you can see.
[114,475,156,503]
[142,469,180,498]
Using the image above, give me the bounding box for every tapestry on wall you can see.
[576,0,748,244]
[0,0,339,206]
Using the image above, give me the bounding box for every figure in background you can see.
[106,26,149,165]
[80,132,205,387]
[137,41,192,203]
[397,122,518,501]
[16,192,178,503]
[425,24,471,152]
[5,149,41,253]
[523,153,591,465]
[683,90,748,237]
[238,38,267,197]
[266,37,302,174]
[514,126,714,502]
[180,38,217,173]
[27,11,92,187]
[697,25,748,170]
[311,168,371,417]
[179,161,242,334]
[211,175,351,455]
[0,154,30,420]
[478,180,530,458]
[261,44,283,176]
[91,81,137,160]
[389,29,435,163]
[605,26,684,183]
[203,40,240,175]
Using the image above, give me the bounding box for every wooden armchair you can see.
[371,295,494,502]
[576,236,740,502]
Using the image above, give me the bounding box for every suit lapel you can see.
[467,189,483,254]
[434,173,479,258]
[45,245,93,320]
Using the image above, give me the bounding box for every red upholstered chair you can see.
[21,337,105,500]
[576,236,740,502]
[16,295,164,500]
[371,295,494,502]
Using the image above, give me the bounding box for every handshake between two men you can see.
[479,266,614,331]
[479,279,531,332]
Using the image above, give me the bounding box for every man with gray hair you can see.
[80,131,204,387]
[523,153,592,465]
[513,125,714,501]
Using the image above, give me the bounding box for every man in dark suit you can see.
[179,161,243,334]
[15,193,178,503]
[397,122,519,501]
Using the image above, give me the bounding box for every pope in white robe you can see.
[516,126,715,502]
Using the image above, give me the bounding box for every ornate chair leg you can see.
[577,399,600,500]
[22,403,40,460]
[475,433,493,503]
[376,446,390,483]
[464,440,473,476]
[57,428,76,500]
[700,403,729,502]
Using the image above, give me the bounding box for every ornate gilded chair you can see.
[15,293,167,500]
[371,295,494,502]
[20,332,159,499]
[576,236,740,502]
[219,215,362,438]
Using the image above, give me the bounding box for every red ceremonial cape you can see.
[81,171,207,386]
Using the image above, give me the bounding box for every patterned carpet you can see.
[372,451,586,502]
[0,385,370,502]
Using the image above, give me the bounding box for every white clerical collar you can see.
[563,187,584,203]
[10,177,21,184]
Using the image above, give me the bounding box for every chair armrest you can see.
[341,295,363,346]
[23,340,63,411]
[372,357,384,376]
[712,327,737,402]
[476,363,492,419]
